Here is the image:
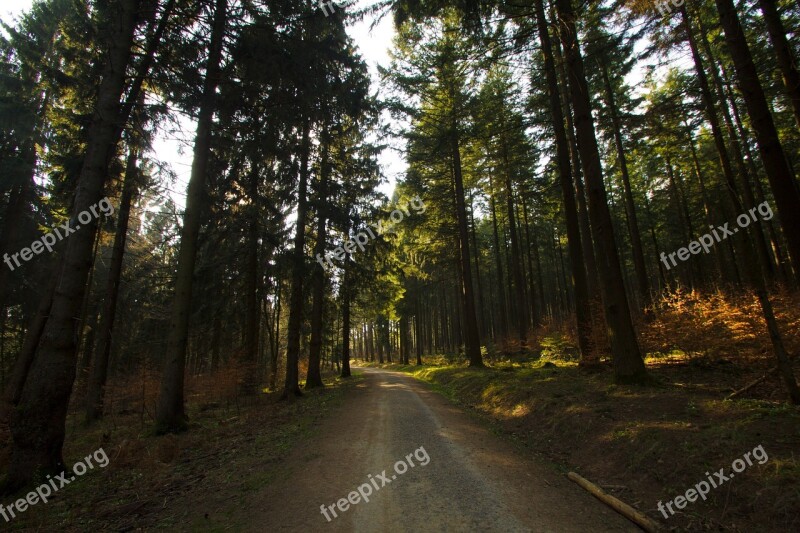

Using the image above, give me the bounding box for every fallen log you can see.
[567,472,661,532]
[728,368,777,399]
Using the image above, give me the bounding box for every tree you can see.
[6,0,142,490]
[156,0,228,432]
[553,0,647,383]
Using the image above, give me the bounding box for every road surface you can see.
[247,367,639,532]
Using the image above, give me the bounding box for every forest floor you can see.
[363,353,800,532]
[0,372,360,531]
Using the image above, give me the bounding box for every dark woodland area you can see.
[0,0,798,530]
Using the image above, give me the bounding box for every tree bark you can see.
[500,125,527,346]
[242,166,261,395]
[713,0,800,402]
[270,281,281,390]
[340,252,351,378]
[489,177,508,341]
[697,19,776,280]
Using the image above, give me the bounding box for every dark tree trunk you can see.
[282,117,312,399]
[306,168,329,389]
[340,254,351,378]
[698,20,776,280]
[500,128,527,346]
[520,198,539,329]
[451,124,483,366]
[534,0,594,362]
[713,0,800,402]
[685,124,732,282]
[489,178,508,340]
[270,281,282,390]
[682,5,748,285]
[599,58,651,314]
[554,0,647,383]
[85,145,138,422]
[554,36,601,304]
[242,167,261,395]
[469,192,487,338]
[2,273,58,410]
[155,0,227,433]
[6,0,140,490]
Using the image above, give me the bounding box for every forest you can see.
[0,0,798,530]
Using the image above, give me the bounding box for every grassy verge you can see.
[2,371,362,531]
[364,359,799,531]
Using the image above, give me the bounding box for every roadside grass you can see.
[1,371,362,531]
[361,355,799,531]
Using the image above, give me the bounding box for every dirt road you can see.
[246,367,639,532]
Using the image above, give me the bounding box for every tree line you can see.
[0,0,798,493]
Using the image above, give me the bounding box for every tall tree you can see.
[156,0,228,432]
[6,0,141,489]
[553,0,647,383]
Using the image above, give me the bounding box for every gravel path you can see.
[246,367,639,532]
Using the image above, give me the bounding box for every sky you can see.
[0,0,402,210]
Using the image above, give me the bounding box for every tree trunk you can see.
[155,0,227,433]
[270,281,281,390]
[85,145,138,422]
[282,116,312,399]
[554,0,647,383]
[242,167,260,394]
[2,272,58,410]
[469,192,487,338]
[451,122,483,366]
[6,0,140,490]
[340,252,351,378]
[534,0,594,362]
[500,126,527,346]
[599,57,651,314]
[713,0,800,402]
[306,154,329,389]
[698,19,776,280]
[554,36,601,304]
[489,178,508,341]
